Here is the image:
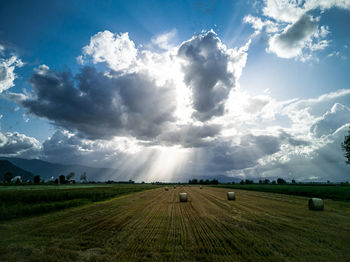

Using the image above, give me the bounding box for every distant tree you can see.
[66,172,75,180]
[34,175,41,184]
[3,172,13,184]
[16,178,21,184]
[199,179,204,184]
[59,175,66,184]
[231,181,235,185]
[211,179,218,185]
[80,172,87,183]
[54,178,59,184]
[263,179,270,184]
[189,179,198,184]
[291,179,296,184]
[277,178,286,184]
[245,179,253,184]
[240,180,245,185]
[341,127,350,164]
[272,180,276,185]
[259,180,263,184]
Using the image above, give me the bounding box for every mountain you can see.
[0,157,119,181]
[0,160,34,181]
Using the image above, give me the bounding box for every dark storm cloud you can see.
[157,124,221,148]
[0,131,39,156]
[178,31,236,121]
[275,14,318,50]
[40,130,126,167]
[239,125,350,182]
[193,130,311,176]
[20,66,176,139]
[198,134,283,174]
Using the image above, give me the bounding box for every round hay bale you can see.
[200,185,203,189]
[308,198,324,211]
[165,187,169,191]
[227,192,235,200]
[179,192,187,202]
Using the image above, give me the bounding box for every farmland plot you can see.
[1,186,350,261]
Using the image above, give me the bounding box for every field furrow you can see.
[1,186,350,261]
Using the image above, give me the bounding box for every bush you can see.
[59,175,66,184]
[3,172,13,184]
[277,178,286,184]
[34,175,41,184]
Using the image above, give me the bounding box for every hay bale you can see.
[308,198,324,210]
[179,193,187,202]
[200,185,203,189]
[227,192,235,200]
[165,187,169,191]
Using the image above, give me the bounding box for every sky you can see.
[1,0,350,182]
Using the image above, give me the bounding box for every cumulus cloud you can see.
[80,31,138,72]
[268,15,319,59]
[0,52,23,93]
[263,0,350,23]
[242,124,350,182]
[189,132,299,177]
[178,31,245,121]
[4,28,350,182]
[20,65,176,139]
[40,130,139,167]
[8,30,250,143]
[0,131,40,157]
[244,0,350,60]
[311,103,350,137]
[156,124,221,148]
[220,88,350,182]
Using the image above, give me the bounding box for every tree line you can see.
[1,171,88,184]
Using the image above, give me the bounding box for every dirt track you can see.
[1,186,350,261]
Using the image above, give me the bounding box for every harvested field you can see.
[1,186,350,261]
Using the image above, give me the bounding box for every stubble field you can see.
[1,186,350,261]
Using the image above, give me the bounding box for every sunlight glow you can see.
[143,146,193,182]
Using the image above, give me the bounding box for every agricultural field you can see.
[215,184,350,201]
[0,184,158,221]
[1,186,350,261]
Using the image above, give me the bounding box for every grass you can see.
[0,184,158,221]
[0,186,350,261]
[214,184,350,201]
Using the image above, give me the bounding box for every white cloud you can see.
[245,0,350,60]
[0,54,23,93]
[311,103,350,137]
[0,131,40,157]
[267,14,320,59]
[263,0,350,23]
[151,29,177,50]
[6,28,350,182]
[81,31,138,72]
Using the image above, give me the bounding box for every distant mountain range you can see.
[0,157,119,181]
[0,157,252,183]
[0,160,34,181]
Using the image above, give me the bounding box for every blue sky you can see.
[1,0,350,182]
